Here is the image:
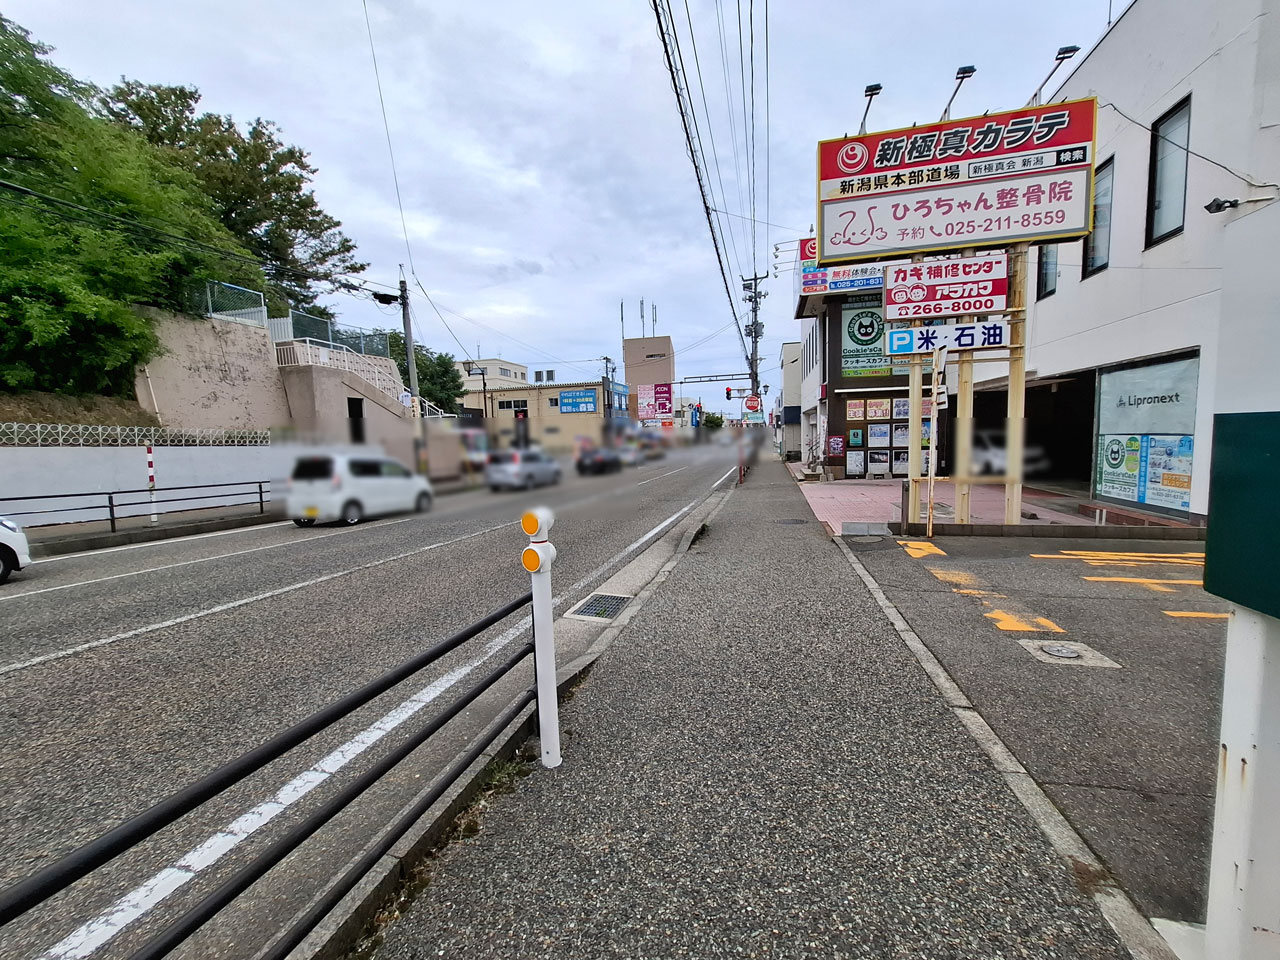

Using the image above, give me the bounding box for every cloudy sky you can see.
[9,0,1128,412]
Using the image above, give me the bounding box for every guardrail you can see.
[0,480,271,530]
[0,508,563,959]
[0,423,272,447]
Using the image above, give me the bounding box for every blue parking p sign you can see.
[886,329,915,355]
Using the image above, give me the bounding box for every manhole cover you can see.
[565,593,632,621]
[849,535,883,543]
[1040,643,1082,660]
[777,519,807,525]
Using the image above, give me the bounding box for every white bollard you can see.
[521,508,561,769]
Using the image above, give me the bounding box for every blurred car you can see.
[286,454,432,526]
[972,429,1052,476]
[0,516,31,584]
[486,448,561,490]
[617,444,643,467]
[576,446,623,475]
[639,436,666,460]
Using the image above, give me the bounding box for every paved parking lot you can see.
[844,534,1225,925]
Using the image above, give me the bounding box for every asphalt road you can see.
[846,533,1225,924]
[0,444,739,960]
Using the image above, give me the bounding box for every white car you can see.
[972,430,1052,477]
[0,516,32,583]
[617,444,643,467]
[285,454,433,526]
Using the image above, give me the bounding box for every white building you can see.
[776,342,801,459]
[997,0,1280,522]
[454,358,528,393]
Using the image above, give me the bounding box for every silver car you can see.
[485,448,561,491]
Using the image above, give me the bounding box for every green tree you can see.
[100,81,366,316]
[0,17,261,394]
[701,412,725,430]
[384,330,466,413]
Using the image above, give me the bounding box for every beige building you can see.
[622,336,675,421]
[484,378,629,453]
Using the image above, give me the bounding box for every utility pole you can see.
[741,273,769,396]
[399,277,420,403]
[640,297,644,337]
[652,303,657,337]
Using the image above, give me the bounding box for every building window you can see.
[546,370,555,382]
[1083,158,1114,278]
[498,400,512,410]
[645,353,665,360]
[1147,97,1190,247]
[499,367,512,378]
[548,397,558,407]
[545,426,560,434]
[534,370,543,382]
[1036,244,1058,300]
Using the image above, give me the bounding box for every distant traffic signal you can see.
[725,387,732,400]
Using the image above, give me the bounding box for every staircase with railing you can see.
[275,338,405,406]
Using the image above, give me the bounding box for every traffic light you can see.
[725,386,732,401]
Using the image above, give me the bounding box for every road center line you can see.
[0,521,512,678]
[3,520,415,602]
[39,493,709,960]
[636,465,688,485]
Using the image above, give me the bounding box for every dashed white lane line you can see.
[0,521,510,678]
[636,465,688,485]
[2,520,414,602]
[39,495,706,960]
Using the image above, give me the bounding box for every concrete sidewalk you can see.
[370,459,1135,959]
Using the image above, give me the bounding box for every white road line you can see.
[0,522,512,678]
[636,465,688,485]
[31,522,295,563]
[711,465,737,488]
[40,494,708,960]
[3,520,416,602]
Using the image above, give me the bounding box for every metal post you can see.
[521,508,561,769]
[1005,243,1029,524]
[107,493,117,533]
[146,445,157,524]
[926,347,944,538]
[1204,605,1280,960]
[258,482,265,515]
[908,356,924,525]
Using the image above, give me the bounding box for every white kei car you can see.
[0,516,32,583]
[285,454,433,526]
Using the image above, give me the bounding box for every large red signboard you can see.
[884,254,1008,319]
[817,98,1095,263]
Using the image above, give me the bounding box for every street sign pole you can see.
[1004,243,1029,524]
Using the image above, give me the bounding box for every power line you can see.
[651,0,750,371]
[668,1,742,282]
[764,0,770,280]
[362,0,417,276]
[680,0,745,279]
[747,0,757,276]
[713,0,748,240]
[0,177,392,299]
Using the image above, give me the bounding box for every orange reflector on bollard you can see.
[522,546,542,572]
[521,512,540,536]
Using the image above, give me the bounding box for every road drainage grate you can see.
[565,593,633,622]
[777,519,807,525]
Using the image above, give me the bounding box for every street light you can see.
[1028,45,1080,106]
[858,83,882,135]
[941,66,976,122]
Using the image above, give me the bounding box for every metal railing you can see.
[275,337,405,404]
[186,280,268,328]
[270,311,391,358]
[0,511,563,960]
[0,481,271,530]
[0,423,271,447]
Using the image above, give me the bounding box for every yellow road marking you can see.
[1163,611,1230,619]
[953,588,1006,597]
[927,567,977,586]
[1031,554,1204,567]
[1083,576,1203,585]
[899,540,946,559]
[1060,550,1203,558]
[984,610,1065,632]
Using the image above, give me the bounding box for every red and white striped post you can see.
[146,445,157,524]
